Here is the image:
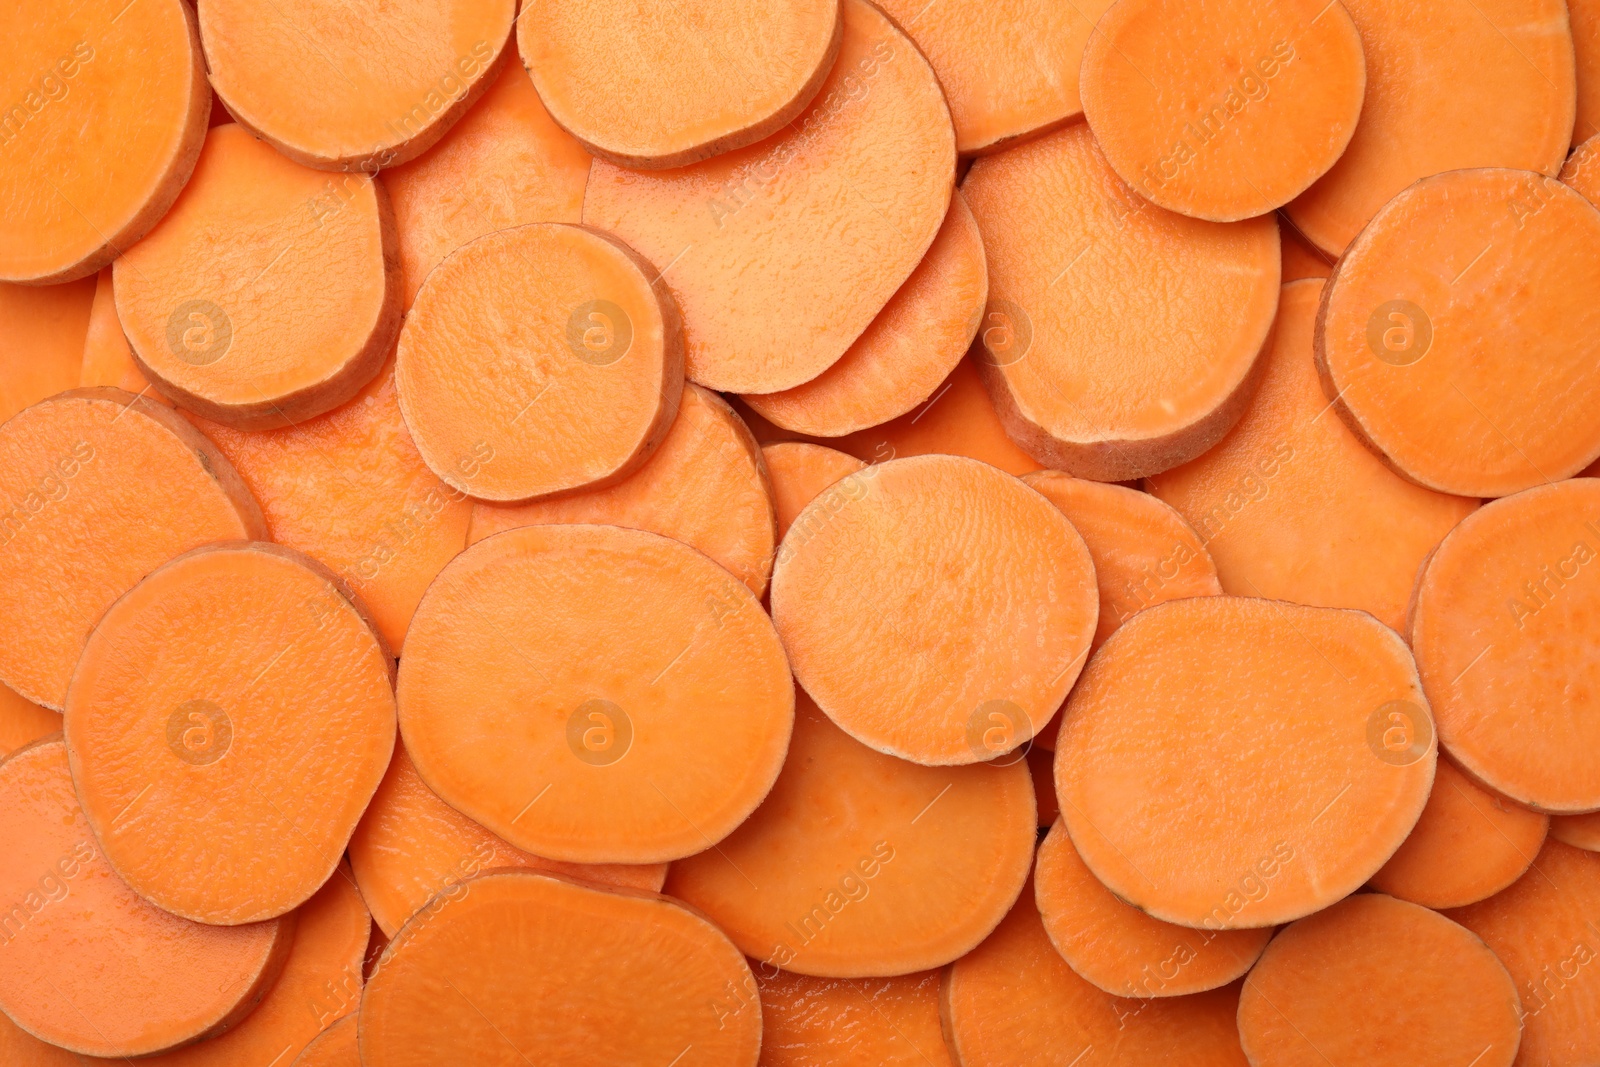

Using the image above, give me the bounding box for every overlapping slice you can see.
[78,268,156,397]
[0,684,58,757]
[0,277,95,421]
[756,968,953,1066]
[1564,133,1600,205]
[292,1016,358,1067]
[763,442,868,540]
[1577,0,1600,144]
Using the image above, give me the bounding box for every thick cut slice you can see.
[0,389,265,708]
[667,694,1034,977]
[763,442,867,540]
[65,543,396,924]
[396,222,682,502]
[771,454,1097,765]
[963,123,1279,480]
[292,1015,358,1067]
[114,125,400,428]
[0,278,95,421]
[78,268,157,397]
[0,684,58,757]
[0,0,208,282]
[756,968,953,1066]
[1057,596,1434,928]
[1317,169,1600,496]
[359,871,761,1066]
[583,0,954,393]
[399,524,792,864]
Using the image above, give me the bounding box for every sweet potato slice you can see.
[1410,479,1600,812]
[1317,169,1600,496]
[771,454,1097,765]
[1562,132,1600,205]
[0,0,208,283]
[0,388,265,708]
[292,1015,358,1067]
[398,524,792,864]
[1371,756,1547,909]
[962,123,1280,480]
[582,0,955,393]
[0,1013,93,1067]
[0,278,95,421]
[349,743,667,938]
[1081,0,1366,220]
[940,888,1249,1066]
[741,191,988,437]
[65,543,396,924]
[1285,0,1576,254]
[1239,893,1521,1067]
[468,384,774,596]
[1280,220,1333,280]
[0,738,290,1057]
[78,268,157,398]
[763,442,867,540]
[0,685,58,757]
[1057,596,1434,928]
[1149,280,1477,631]
[519,0,840,169]
[1576,0,1600,144]
[667,693,1035,976]
[359,870,761,1066]
[198,0,514,170]
[383,62,591,309]
[1034,820,1271,998]
[395,222,683,502]
[757,968,953,1066]
[1549,811,1600,851]
[114,124,400,428]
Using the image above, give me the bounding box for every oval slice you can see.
[582,0,955,393]
[1057,596,1434,928]
[667,693,1035,977]
[359,870,761,1066]
[762,442,867,539]
[292,1015,357,1067]
[0,277,96,422]
[396,222,683,502]
[114,124,400,428]
[65,542,396,924]
[398,524,792,864]
[757,968,953,1067]
[771,454,1097,765]
[962,122,1279,480]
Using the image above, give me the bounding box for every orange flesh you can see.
[0,1012,94,1067]
[0,684,58,756]
[0,388,265,708]
[1056,596,1435,928]
[0,278,95,423]
[1279,218,1333,280]
[582,0,955,394]
[1317,169,1600,497]
[395,222,683,502]
[1238,893,1522,1067]
[1549,811,1600,851]
[1562,133,1600,205]
[741,191,988,437]
[78,268,157,398]
[1576,0,1600,143]
[292,1014,358,1067]
[519,0,841,169]
[0,739,290,1057]
[1028,744,1060,826]
[359,870,762,1066]
[65,543,396,924]
[771,454,1097,765]
[114,124,400,428]
[398,524,793,864]
[755,968,954,1066]
[667,693,1035,977]
[1148,279,1477,632]
[1410,479,1600,813]
[762,442,868,540]
[468,383,775,597]
[0,0,208,283]
[348,742,667,938]
[962,122,1280,480]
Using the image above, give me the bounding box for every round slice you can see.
[0,684,58,757]
[0,1011,94,1067]
[1057,596,1435,928]
[0,276,96,422]
[583,0,955,394]
[0,738,290,1057]
[398,524,792,864]
[1370,756,1548,909]
[771,454,1097,765]
[1239,893,1521,1067]
[395,222,683,502]
[519,0,840,168]
[667,693,1035,977]
[1317,169,1600,496]
[741,190,988,436]
[360,870,761,1066]
[0,388,266,708]
[757,968,953,1066]
[762,442,867,539]
[114,124,400,428]
[65,542,396,924]
[468,383,774,596]
[0,0,208,282]
[1410,479,1600,812]
[1035,820,1271,998]
[198,0,514,170]
[962,123,1280,480]
[1082,0,1365,220]
[291,1016,357,1067]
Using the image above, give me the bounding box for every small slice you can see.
[0,277,96,421]
[396,222,683,502]
[66,543,396,924]
[756,968,953,1067]
[963,123,1279,480]
[763,442,867,540]
[78,268,157,397]
[292,1016,358,1067]
[114,124,400,428]
[359,871,761,1066]
[0,684,58,757]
